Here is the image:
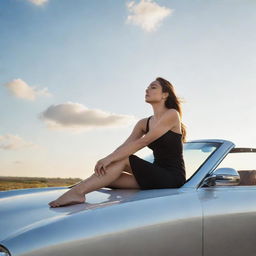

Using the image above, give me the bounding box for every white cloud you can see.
[27,0,48,6]
[3,78,52,101]
[0,134,36,150]
[39,102,136,132]
[126,0,173,32]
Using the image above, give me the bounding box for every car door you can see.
[199,149,256,256]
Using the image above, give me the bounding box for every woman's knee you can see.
[98,157,132,176]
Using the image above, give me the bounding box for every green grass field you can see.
[0,176,83,191]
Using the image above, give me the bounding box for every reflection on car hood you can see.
[0,186,184,242]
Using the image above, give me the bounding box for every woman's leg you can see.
[48,157,138,207]
[107,172,140,189]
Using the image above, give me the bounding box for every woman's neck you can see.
[151,103,168,120]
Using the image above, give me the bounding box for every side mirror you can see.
[202,167,240,187]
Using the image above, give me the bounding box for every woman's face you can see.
[145,80,168,103]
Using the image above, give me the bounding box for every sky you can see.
[0,0,255,179]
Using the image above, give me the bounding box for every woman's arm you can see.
[94,110,179,175]
[109,118,146,154]
[94,118,145,175]
[108,109,179,162]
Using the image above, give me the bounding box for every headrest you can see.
[238,170,256,185]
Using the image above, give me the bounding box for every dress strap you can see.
[146,116,152,133]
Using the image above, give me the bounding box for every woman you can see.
[49,77,187,208]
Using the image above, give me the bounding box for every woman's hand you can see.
[94,156,113,177]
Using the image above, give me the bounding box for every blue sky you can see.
[0,0,255,178]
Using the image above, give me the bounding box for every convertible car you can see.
[0,139,255,256]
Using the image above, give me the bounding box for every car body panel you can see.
[1,187,202,256]
[199,186,256,256]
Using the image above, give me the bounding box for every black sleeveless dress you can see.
[128,116,186,190]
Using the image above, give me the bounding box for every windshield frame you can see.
[183,141,222,183]
[184,139,235,188]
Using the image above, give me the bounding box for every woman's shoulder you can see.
[165,108,180,120]
[137,110,179,133]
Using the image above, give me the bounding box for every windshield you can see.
[143,142,221,180]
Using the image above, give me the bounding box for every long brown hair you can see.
[156,77,187,143]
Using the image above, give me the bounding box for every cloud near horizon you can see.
[3,78,52,101]
[0,134,37,150]
[39,102,136,132]
[27,0,48,6]
[126,0,173,32]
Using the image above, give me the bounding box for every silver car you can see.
[0,139,255,256]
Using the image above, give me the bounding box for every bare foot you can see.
[48,188,85,208]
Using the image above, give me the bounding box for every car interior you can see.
[226,147,256,186]
[238,170,256,186]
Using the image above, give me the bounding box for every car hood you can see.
[0,186,185,242]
